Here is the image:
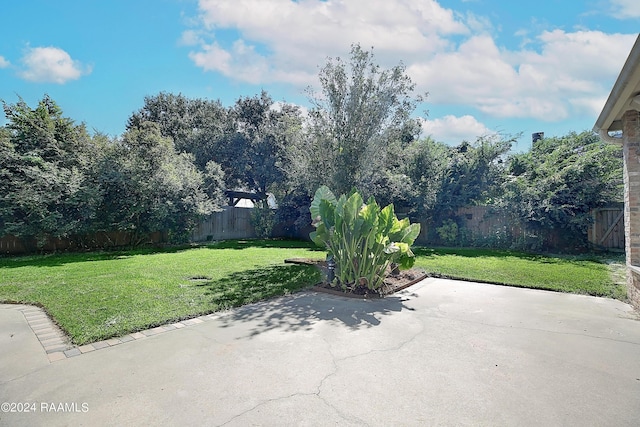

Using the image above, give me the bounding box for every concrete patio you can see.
[1,277,639,426]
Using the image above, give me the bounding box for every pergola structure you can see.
[224,190,267,207]
[594,34,640,309]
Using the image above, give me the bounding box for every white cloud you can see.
[0,56,9,68]
[189,39,271,84]
[409,30,636,121]
[463,11,494,34]
[184,0,637,124]
[188,0,469,85]
[422,115,495,144]
[19,46,91,84]
[610,0,640,17]
[179,30,203,46]
[189,41,232,74]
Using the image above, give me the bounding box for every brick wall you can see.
[629,268,640,308]
[623,109,640,309]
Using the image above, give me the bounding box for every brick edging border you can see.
[0,303,224,363]
[1,303,73,362]
[1,275,429,364]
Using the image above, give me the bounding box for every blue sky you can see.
[1,0,638,151]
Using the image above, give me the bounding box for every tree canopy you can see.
[299,44,423,198]
[0,96,99,243]
[1,58,624,252]
[1,96,225,246]
[501,131,622,247]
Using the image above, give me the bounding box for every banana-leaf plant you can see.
[309,186,420,293]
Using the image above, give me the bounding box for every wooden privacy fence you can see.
[414,206,535,247]
[456,206,519,237]
[0,208,256,254]
[0,230,167,255]
[588,207,625,251]
[191,207,256,242]
[415,205,624,251]
[458,206,624,250]
[1,206,625,255]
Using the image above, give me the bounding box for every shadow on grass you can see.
[0,251,141,269]
[198,264,321,308]
[202,264,414,338]
[204,238,322,251]
[0,238,322,269]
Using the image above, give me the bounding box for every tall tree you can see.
[127,91,300,197]
[94,122,222,243]
[302,43,424,197]
[501,131,623,246]
[0,96,100,243]
[433,135,513,222]
[127,92,231,170]
[224,91,302,194]
[400,136,450,218]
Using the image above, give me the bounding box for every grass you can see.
[0,240,627,345]
[413,247,627,301]
[0,239,323,345]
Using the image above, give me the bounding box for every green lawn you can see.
[413,247,627,300]
[0,240,627,345]
[0,240,323,345]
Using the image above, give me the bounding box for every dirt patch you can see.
[285,258,428,299]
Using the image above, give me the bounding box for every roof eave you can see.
[594,34,640,134]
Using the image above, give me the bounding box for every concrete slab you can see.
[1,278,639,426]
[0,308,49,382]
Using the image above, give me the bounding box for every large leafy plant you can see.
[310,186,420,293]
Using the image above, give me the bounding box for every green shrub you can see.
[436,219,458,246]
[309,186,420,293]
[250,203,276,238]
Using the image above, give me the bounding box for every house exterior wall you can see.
[623,109,640,308]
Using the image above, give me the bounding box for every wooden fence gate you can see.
[588,207,625,251]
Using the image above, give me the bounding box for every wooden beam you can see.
[224,190,267,203]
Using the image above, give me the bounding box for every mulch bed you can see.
[285,258,428,299]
